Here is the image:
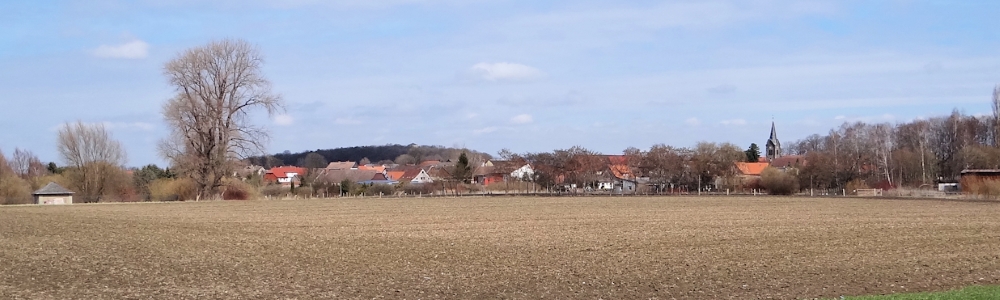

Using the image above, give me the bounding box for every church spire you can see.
[766,121,781,161]
[769,121,778,141]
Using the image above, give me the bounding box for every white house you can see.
[410,169,434,184]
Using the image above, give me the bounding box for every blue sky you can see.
[2,0,999,167]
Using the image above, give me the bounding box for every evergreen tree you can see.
[453,152,472,184]
[745,143,761,162]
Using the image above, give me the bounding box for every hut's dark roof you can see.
[32,182,74,195]
[961,169,1000,176]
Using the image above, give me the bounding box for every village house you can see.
[357,164,387,174]
[598,155,638,192]
[325,161,358,170]
[770,155,807,171]
[387,166,434,184]
[359,173,398,185]
[474,160,535,185]
[734,161,769,188]
[234,165,266,178]
[264,166,308,186]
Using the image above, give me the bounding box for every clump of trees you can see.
[511,142,745,193]
[0,151,33,204]
[254,144,493,168]
[788,108,1000,192]
[760,167,799,195]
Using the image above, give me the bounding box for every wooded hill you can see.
[251,144,492,168]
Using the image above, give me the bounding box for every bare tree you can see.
[394,154,416,165]
[994,84,1000,147]
[57,121,128,202]
[299,152,328,169]
[10,148,47,180]
[160,39,284,199]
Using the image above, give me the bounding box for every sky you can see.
[2,0,999,167]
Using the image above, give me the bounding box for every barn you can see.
[32,182,74,205]
[959,169,1000,193]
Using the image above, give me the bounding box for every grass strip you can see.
[841,285,1000,300]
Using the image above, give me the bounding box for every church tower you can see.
[765,122,781,161]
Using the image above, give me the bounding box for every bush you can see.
[365,184,395,196]
[294,185,314,198]
[402,183,435,195]
[222,178,258,200]
[463,183,483,193]
[760,167,799,195]
[349,183,366,196]
[260,184,289,198]
[0,176,32,205]
[149,178,198,201]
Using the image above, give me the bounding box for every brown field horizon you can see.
[2,196,999,299]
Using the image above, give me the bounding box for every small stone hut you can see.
[32,182,74,205]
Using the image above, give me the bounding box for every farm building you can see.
[32,182,74,205]
[959,169,1000,192]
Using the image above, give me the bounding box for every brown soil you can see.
[1,196,999,299]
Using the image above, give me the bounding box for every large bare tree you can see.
[160,39,284,199]
[57,121,128,202]
[994,84,1000,146]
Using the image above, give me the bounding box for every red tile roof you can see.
[266,166,307,179]
[735,162,770,176]
[770,155,806,168]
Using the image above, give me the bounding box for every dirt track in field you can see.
[1,196,999,299]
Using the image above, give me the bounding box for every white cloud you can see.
[467,62,544,82]
[92,39,150,59]
[685,117,700,126]
[510,114,533,124]
[274,114,295,126]
[720,118,747,126]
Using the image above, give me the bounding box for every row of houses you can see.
[256,159,536,187]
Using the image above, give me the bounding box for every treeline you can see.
[254,144,493,167]
[504,143,747,193]
[0,122,179,204]
[787,109,1000,191]
[3,83,997,203]
[504,110,1000,194]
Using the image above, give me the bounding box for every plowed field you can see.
[2,196,999,299]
